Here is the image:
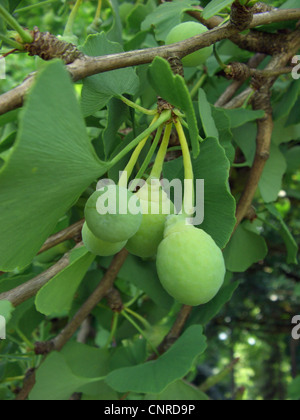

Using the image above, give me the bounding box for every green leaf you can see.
[35,247,95,317]
[0,110,20,127]
[61,342,118,398]
[286,97,300,127]
[81,34,139,116]
[127,0,156,31]
[233,121,287,206]
[211,107,235,163]
[107,131,135,183]
[0,23,6,42]
[202,0,234,20]
[294,284,300,297]
[17,305,44,338]
[193,138,236,248]
[29,352,105,401]
[0,132,16,161]
[222,108,265,129]
[148,57,200,157]
[141,0,199,41]
[105,325,206,394]
[285,146,300,174]
[273,81,300,121]
[164,138,236,249]
[265,204,298,265]
[272,118,300,145]
[9,0,23,12]
[0,273,34,294]
[106,0,123,44]
[232,122,256,165]
[259,143,287,203]
[0,61,108,272]
[116,255,174,310]
[198,89,219,139]
[224,222,268,272]
[0,300,14,323]
[7,298,35,330]
[145,379,209,400]
[102,98,129,159]
[280,0,300,9]
[82,388,118,400]
[109,339,147,371]
[187,279,239,326]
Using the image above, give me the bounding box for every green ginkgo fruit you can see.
[85,185,142,243]
[156,215,226,306]
[126,179,174,258]
[165,22,213,67]
[82,222,127,257]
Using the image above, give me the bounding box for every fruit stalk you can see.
[118,113,160,188]
[109,110,172,169]
[174,118,195,218]
[178,117,204,143]
[150,122,173,179]
[92,0,103,28]
[133,124,164,185]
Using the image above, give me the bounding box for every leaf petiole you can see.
[15,0,59,13]
[91,0,103,30]
[124,292,144,308]
[121,309,159,356]
[105,312,119,349]
[190,73,207,100]
[124,307,152,330]
[64,0,83,38]
[0,34,24,50]
[120,95,157,116]
[16,327,35,350]
[242,89,255,109]
[213,44,227,70]
[150,122,172,179]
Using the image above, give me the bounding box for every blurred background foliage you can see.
[0,0,299,401]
